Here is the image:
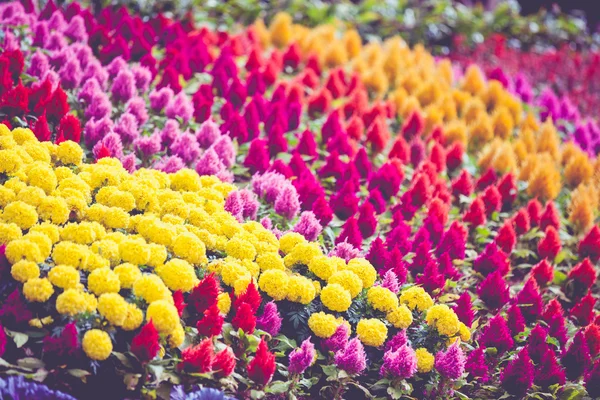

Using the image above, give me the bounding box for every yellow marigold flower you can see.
[90,240,120,267]
[133,274,172,304]
[217,292,232,315]
[12,127,36,144]
[459,322,471,341]
[37,196,69,225]
[279,232,305,254]
[565,152,593,188]
[367,286,399,313]
[172,232,207,265]
[320,283,352,312]
[258,269,289,301]
[269,12,293,48]
[0,222,22,243]
[221,262,251,287]
[156,259,197,292]
[168,324,185,348]
[5,239,42,264]
[399,286,434,311]
[114,263,142,289]
[0,186,15,208]
[308,255,338,280]
[387,304,413,329]
[16,186,45,207]
[23,277,54,302]
[226,236,257,261]
[82,329,112,361]
[119,239,151,265]
[52,241,89,269]
[56,289,88,316]
[27,164,57,194]
[328,270,363,298]
[425,304,460,336]
[85,252,111,271]
[29,223,60,244]
[56,140,83,165]
[527,160,561,201]
[0,148,23,174]
[147,244,168,268]
[346,258,377,288]
[122,303,144,331]
[286,275,316,304]
[48,265,80,289]
[256,252,285,271]
[98,293,129,326]
[103,207,130,229]
[11,260,40,282]
[61,222,96,245]
[356,318,388,347]
[146,300,179,334]
[88,268,120,295]
[3,201,38,230]
[308,312,340,338]
[416,348,435,373]
[233,276,252,295]
[21,141,50,163]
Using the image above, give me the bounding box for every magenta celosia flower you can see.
[196,118,221,149]
[416,261,445,294]
[506,303,526,336]
[435,341,465,380]
[131,65,152,93]
[322,324,350,353]
[150,87,175,112]
[274,186,300,220]
[45,31,67,51]
[160,119,181,147]
[385,331,408,353]
[33,21,50,47]
[516,278,543,322]
[28,50,50,79]
[435,221,467,260]
[368,162,402,201]
[334,338,367,375]
[465,347,488,382]
[479,314,514,355]
[252,172,289,203]
[366,237,388,273]
[501,348,534,396]
[94,132,124,160]
[166,91,194,123]
[256,302,282,337]
[571,294,596,326]
[586,360,600,397]
[292,211,322,242]
[64,15,87,42]
[107,57,127,77]
[380,344,417,379]
[134,133,162,159]
[452,292,475,328]
[114,113,140,144]
[48,10,66,31]
[154,155,185,173]
[579,225,600,262]
[126,97,149,127]
[122,154,137,173]
[111,69,136,104]
[527,324,549,364]
[239,189,259,220]
[83,61,109,89]
[244,138,270,173]
[477,271,510,310]
[224,191,244,222]
[85,93,112,120]
[380,270,400,293]
[84,117,114,146]
[335,218,363,249]
[195,147,225,176]
[328,242,361,262]
[473,242,510,276]
[170,132,200,164]
[288,338,315,375]
[79,78,103,104]
[212,135,235,168]
[535,349,566,388]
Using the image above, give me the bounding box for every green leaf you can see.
[321,364,338,377]
[553,271,567,286]
[387,386,404,400]
[7,331,29,348]
[17,357,45,370]
[250,389,265,399]
[266,381,291,394]
[68,369,91,379]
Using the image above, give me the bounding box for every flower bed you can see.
[0,1,599,399]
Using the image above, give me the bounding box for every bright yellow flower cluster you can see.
[356,318,388,347]
[425,304,460,337]
[416,348,435,373]
[399,286,434,311]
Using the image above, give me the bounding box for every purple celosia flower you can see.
[131,65,152,93]
[83,61,109,90]
[385,331,408,352]
[212,136,235,168]
[224,191,244,221]
[196,118,221,148]
[33,21,49,47]
[239,189,259,220]
[328,242,361,262]
[435,341,466,380]
[72,44,93,70]
[274,186,301,220]
[58,57,82,89]
[64,15,87,42]
[465,347,488,382]
[114,113,140,144]
[154,155,185,173]
[322,324,350,353]
[165,92,194,123]
[84,117,114,146]
[126,97,149,126]
[111,69,136,104]
[28,50,49,79]
[380,270,400,293]
[170,131,201,164]
[134,133,162,159]
[500,348,534,397]
[160,119,180,147]
[85,93,112,120]
[256,302,282,336]
[252,172,288,203]
[260,217,273,230]
[78,78,103,104]
[334,338,367,375]
[195,148,225,176]
[149,87,174,112]
[106,57,127,77]
[216,164,234,183]
[45,31,67,51]
[48,10,66,32]
[121,154,137,173]
[292,211,322,241]
[288,338,315,375]
[380,344,417,379]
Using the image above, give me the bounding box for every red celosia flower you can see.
[300,69,320,90]
[95,145,112,160]
[130,321,160,363]
[478,271,510,310]
[247,339,275,386]
[475,168,497,191]
[189,273,220,316]
[507,303,526,336]
[562,331,592,380]
[368,162,402,200]
[473,242,510,276]
[530,259,554,287]
[311,195,333,226]
[567,258,596,297]
[578,225,600,263]
[401,110,424,140]
[330,181,359,220]
[46,86,70,123]
[497,173,517,210]
[3,49,24,82]
[213,348,236,378]
[179,338,214,373]
[435,221,467,261]
[43,322,79,358]
[438,252,460,280]
[543,299,568,346]
[527,198,543,227]
[366,237,388,272]
[32,113,52,142]
[283,43,301,69]
[571,294,596,326]
[388,248,408,285]
[366,116,390,153]
[246,47,263,71]
[540,202,560,231]
[453,291,474,327]
[451,170,474,199]
[0,83,28,115]
[527,324,550,364]
[585,324,600,357]
[409,240,433,275]
[0,289,32,324]
[367,188,386,214]
[244,138,270,173]
[353,147,372,180]
[409,138,426,167]
[336,217,363,249]
[481,186,501,215]
[429,143,446,173]
[235,281,262,313]
[495,220,516,254]
[319,150,346,180]
[538,226,561,260]
[386,219,412,253]
[346,114,365,141]
[513,208,531,236]
[479,314,514,354]
[196,304,225,337]
[57,114,81,143]
[307,87,332,117]
[232,302,256,334]
[535,349,566,388]
[500,348,534,397]
[357,201,377,238]
[446,142,464,171]
[267,122,288,157]
[388,136,410,163]
[296,129,318,158]
[415,261,445,294]
[326,70,346,99]
[516,278,544,322]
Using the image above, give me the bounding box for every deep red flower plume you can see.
[538,226,561,260]
[213,348,236,378]
[453,291,474,327]
[479,314,514,354]
[179,338,214,373]
[500,348,534,397]
[561,331,592,380]
[507,303,526,336]
[477,271,510,310]
[196,304,225,337]
[451,170,474,199]
[516,278,544,322]
[235,281,262,313]
[247,339,275,386]
[497,173,517,210]
[531,259,554,287]
[578,225,600,263]
[540,201,560,231]
[495,220,516,254]
[401,110,424,140]
[570,294,596,326]
[232,302,257,334]
[513,208,531,236]
[131,321,160,363]
[527,198,543,227]
[189,273,220,316]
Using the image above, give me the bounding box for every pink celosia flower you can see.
[196,118,221,149]
[126,97,149,127]
[292,211,322,241]
[380,344,417,379]
[149,87,175,112]
[114,113,140,144]
[334,338,367,375]
[171,131,200,164]
[111,69,136,104]
[256,302,282,337]
[435,341,465,380]
[288,338,315,375]
[166,91,194,123]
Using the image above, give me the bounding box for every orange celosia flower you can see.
[468,113,494,150]
[565,153,594,188]
[491,107,514,140]
[443,120,468,146]
[269,13,293,48]
[344,30,362,59]
[462,65,486,95]
[463,98,486,125]
[527,160,561,201]
[536,121,560,161]
[569,184,598,233]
